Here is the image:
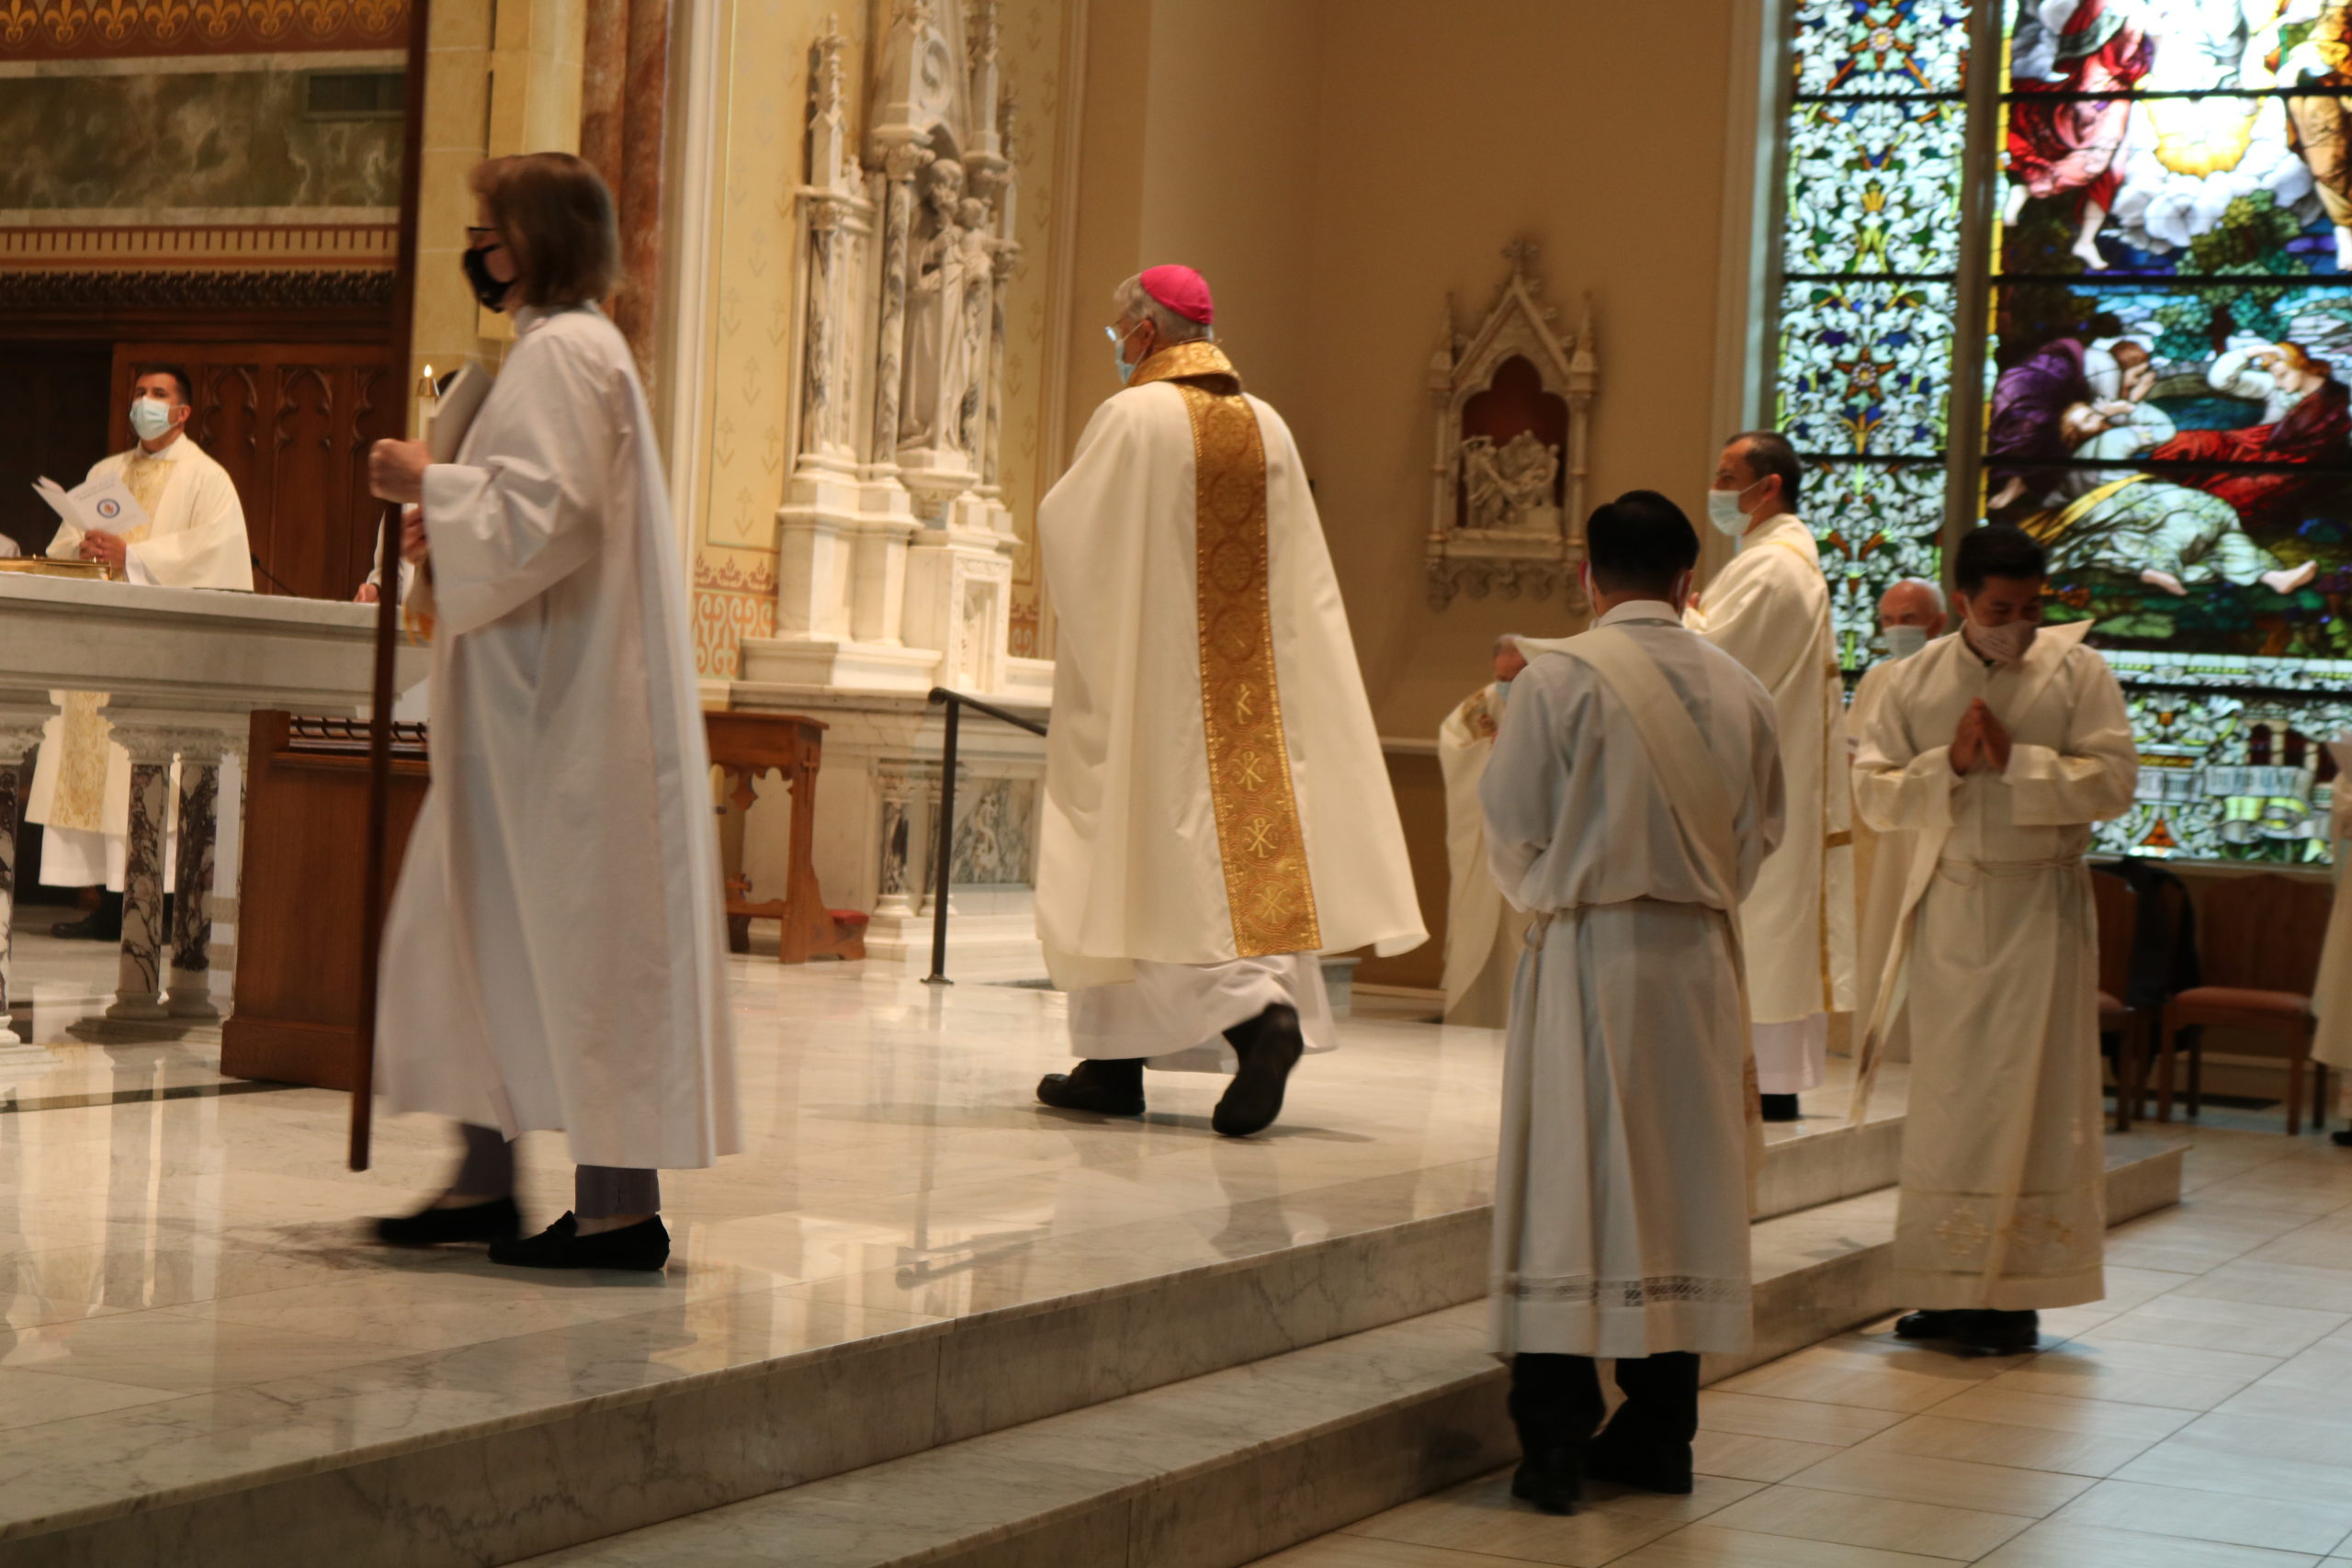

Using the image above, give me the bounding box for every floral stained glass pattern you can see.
[1780,2,1973,668]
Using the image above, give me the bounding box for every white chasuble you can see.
[1853,622,2134,1312]
[1038,341,1423,1068]
[375,305,737,1171]
[27,434,254,889]
[1437,682,1531,1028]
[1686,514,1855,1093]
[1483,604,1783,1359]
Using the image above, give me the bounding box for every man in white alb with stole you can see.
[1033,265,1424,1136]
[27,366,252,938]
[1484,491,1782,1516]
[1438,633,1534,1028]
[1688,430,1854,1119]
[1854,525,2135,1357]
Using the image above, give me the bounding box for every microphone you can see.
[247,552,299,596]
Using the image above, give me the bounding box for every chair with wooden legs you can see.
[2091,868,2143,1133]
[2157,873,2335,1134]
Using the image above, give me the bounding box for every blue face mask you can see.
[1107,323,1144,385]
[1495,676,1511,710]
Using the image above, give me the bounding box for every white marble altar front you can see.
[0,575,428,1043]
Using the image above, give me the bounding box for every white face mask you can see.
[1494,676,1510,709]
[1883,624,1928,661]
[1963,616,2037,666]
[129,397,175,442]
[1704,487,1748,536]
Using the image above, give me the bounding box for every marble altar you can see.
[0,575,428,1041]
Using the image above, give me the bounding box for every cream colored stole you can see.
[1556,625,1769,1195]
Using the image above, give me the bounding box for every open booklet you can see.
[32,472,151,548]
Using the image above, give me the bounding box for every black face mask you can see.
[461,245,513,312]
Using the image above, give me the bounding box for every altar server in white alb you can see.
[1854,525,2135,1356]
[1849,578,1949,1070]
[1438,633,1535,1028]
[1484,491,1781,1516]
[26,366,252,937]
[364,152,735,1272]
[1034,265,1425,1136]
[1687,430,1854,1119]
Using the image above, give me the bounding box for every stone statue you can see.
[899,159,972,452]
[956,195,994,457]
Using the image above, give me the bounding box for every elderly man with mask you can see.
[1849,578,1949,1081]
[1032,265,1424,1134]
[1853,525,2135,1356]
[1438,634,1536,1028]
[1687,430,1854,1120]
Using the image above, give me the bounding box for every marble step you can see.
[0,1085,1920,1568]
[511,1135,2188,1568]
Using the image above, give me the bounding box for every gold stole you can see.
[49,449,179,833]
[1130,341,1322,956]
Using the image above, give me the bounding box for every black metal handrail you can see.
[925,687,1047,984]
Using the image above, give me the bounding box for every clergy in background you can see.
[1438,632,1534,1027]
[1854,525,2135,1356]
[1484,491,1781,1516]
[366,152,735,1271]
[2311,739,2352,1147]
[1849,577,1949,1075]
[1034,265,1424,1137]
[1687,430,1854,1120]
[25,366,252,940]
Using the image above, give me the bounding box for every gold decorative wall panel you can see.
[0,0,409,59]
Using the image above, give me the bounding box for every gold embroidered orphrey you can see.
[1131,340,1322,957]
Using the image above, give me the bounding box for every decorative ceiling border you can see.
[0,266,393,310]
[1,223,399,268]
[0,0,409,61]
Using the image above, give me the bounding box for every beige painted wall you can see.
[1059,0,1742,739]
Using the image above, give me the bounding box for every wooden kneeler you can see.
[706,711,866,963]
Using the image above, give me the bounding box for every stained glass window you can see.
[1770,0,2352,863]
[1780,1,1974,669]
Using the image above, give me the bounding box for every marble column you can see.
[108,741,173,1021]
[916,763,957,919]
[166,741,223,1020]
[579,0,668,389]
[874,762,917,919]
[0,724,45,1048]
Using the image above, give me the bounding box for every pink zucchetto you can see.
[1139,265,1214,325]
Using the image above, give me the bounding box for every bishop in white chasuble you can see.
[1034,268,1422,1137]
[1853,527,2135,1351]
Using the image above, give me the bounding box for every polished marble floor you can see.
[0,952,1530,1538]
[1254,1123,2352,1568]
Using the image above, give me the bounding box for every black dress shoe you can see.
[1894,1308,1972,1342]
[1759,1093,1802,1122]
[2333,1130,2352,1148]
[1956,1309,2039,1356]
[1036,1057,1146,1116]
[1586,1434,1694,1495]
[373,1196,522,1247]
[1510,1443,1583,1515]
[489,1212,670,1271]
[1214,1004,1304,1137]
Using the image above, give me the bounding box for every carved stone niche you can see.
[1425,240,1598,610]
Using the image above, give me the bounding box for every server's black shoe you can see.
[1759,1093,1802,1122]
[1585,1434,1694,1495]
[1510,1443,1584,1516]
[489,1212,670,1271]
[1893,1309,1972,1342]
[373,1196,522,1248]
[51,891,123,942]
[1035,1057,1146,1117]
[1214,1004,1304,1137]
[2332,1129,2352,1148]
[1956,1309,2039,1356]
